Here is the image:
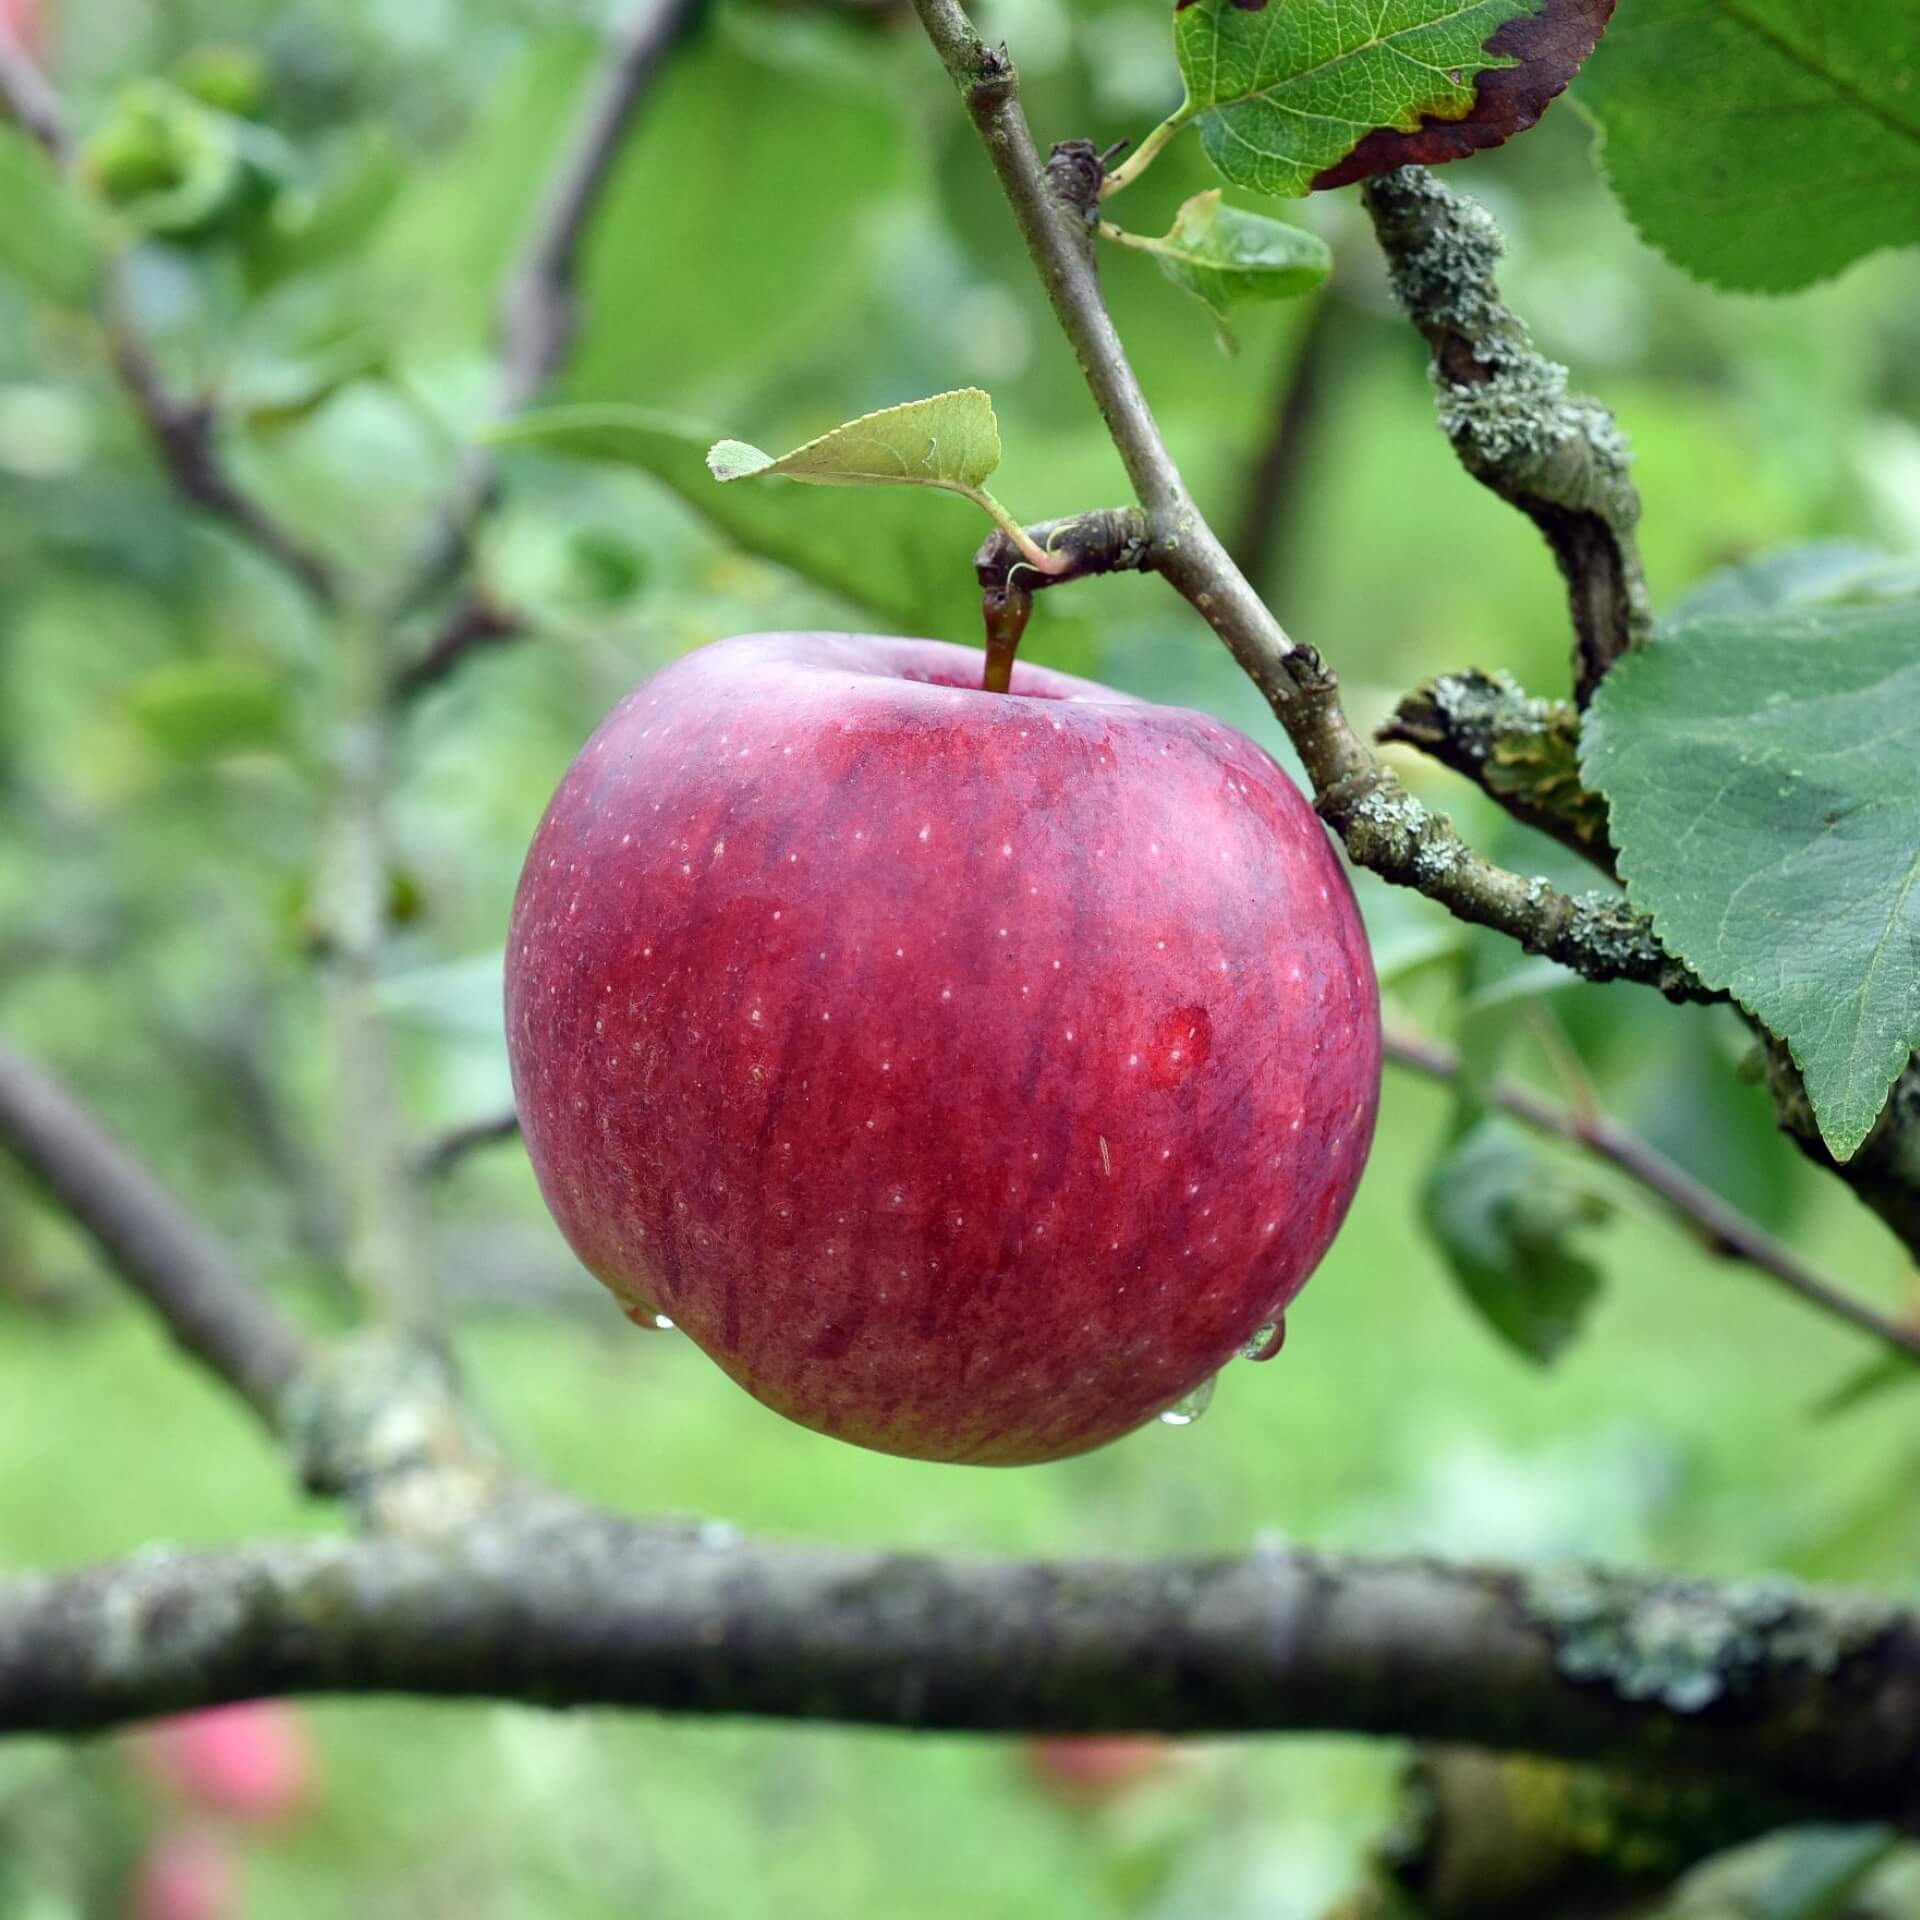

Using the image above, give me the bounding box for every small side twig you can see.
[1230,291,1341,589]
[417,1109,522,1182]
[1361,166,1650,706]
[0,30,340,609]
[1379,666,1614,869]
[1385,1025,1920,1367]
[0,1045,311,1425]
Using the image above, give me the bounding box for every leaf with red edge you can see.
[1169,0,1615,199]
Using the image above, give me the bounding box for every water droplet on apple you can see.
[653,1314,676,1331]
[1157,1375,1215,1427]
[1242,1318,1286,1363]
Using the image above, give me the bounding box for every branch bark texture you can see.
[1361,167,1651,705]
[4,1525,1918,1831]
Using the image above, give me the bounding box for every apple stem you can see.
[981,577,1033,693]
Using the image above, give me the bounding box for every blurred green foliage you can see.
[3,1,1920,1915]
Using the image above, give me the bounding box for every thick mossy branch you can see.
[1361,168,1650,706]
[1382,669,1613,866]
[5,1532,1920,1830]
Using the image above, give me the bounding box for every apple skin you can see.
[507,633,1379,1464]
[134,1702,315,1827]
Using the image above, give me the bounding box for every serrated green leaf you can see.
[1172,0,1613,199]
[489,404,988,637]
[1582,606,1920,1161]
[0,122,98,302]
[704,389,1001,495]
[1422,1118,1609,1364]
[1578,0,1920,292]
[1119,191,1329,328]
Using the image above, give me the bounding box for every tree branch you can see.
[391,0,704,693]
[1361,167,1650,706]
[0,1045,310,1426]
[1384,1027,1920,1368]
[1378,668,1613,870]
[909,0,1699,1002]
[2,1524,1916,1828]
[0,29,341,609]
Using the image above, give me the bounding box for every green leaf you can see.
[0,123,98,302]
[1421,1119,1609,1364]
[1582,606,1920,1161]
[489,404,990,637]
[705,389,1001,495]
[125,660,289,763]
[1666,543,1920,626]
[1577,0,1920,292]
[1172,0,1614,199]
[1116,191,1329,331]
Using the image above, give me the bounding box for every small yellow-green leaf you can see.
[1122,191,1329,329]
[705,438,776,481]
[704,389,1001,494]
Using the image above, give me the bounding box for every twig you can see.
[2,1525,1916,1830]
[391,0,704,691]
[0,1045,310,1425]
[0,30,341,609]
[1378,666,1614,869]
[1384,1026,1920,1366]
[417,1109,522,1182]
[909,0,1701,1002]
[1361,167,1650,706]
[1229,291,1340,589]
[0,20,68,159]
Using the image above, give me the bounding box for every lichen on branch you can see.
[1361,166,1650,705]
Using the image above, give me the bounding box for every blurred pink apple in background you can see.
[134,1701,316,1828]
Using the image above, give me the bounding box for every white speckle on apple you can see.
[940,987,953,1003]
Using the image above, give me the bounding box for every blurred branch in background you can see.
[390,0,708,698]
[0,1046,309,1426]
[1383,1027,1920,1368]
[0,21,342,608]
[1230,291,1342,592]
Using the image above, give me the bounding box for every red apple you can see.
[507,633,1379,1464]
[134,1701,315,1827]
[1025,1735,1173,1808]
[126,1829,239,1920]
